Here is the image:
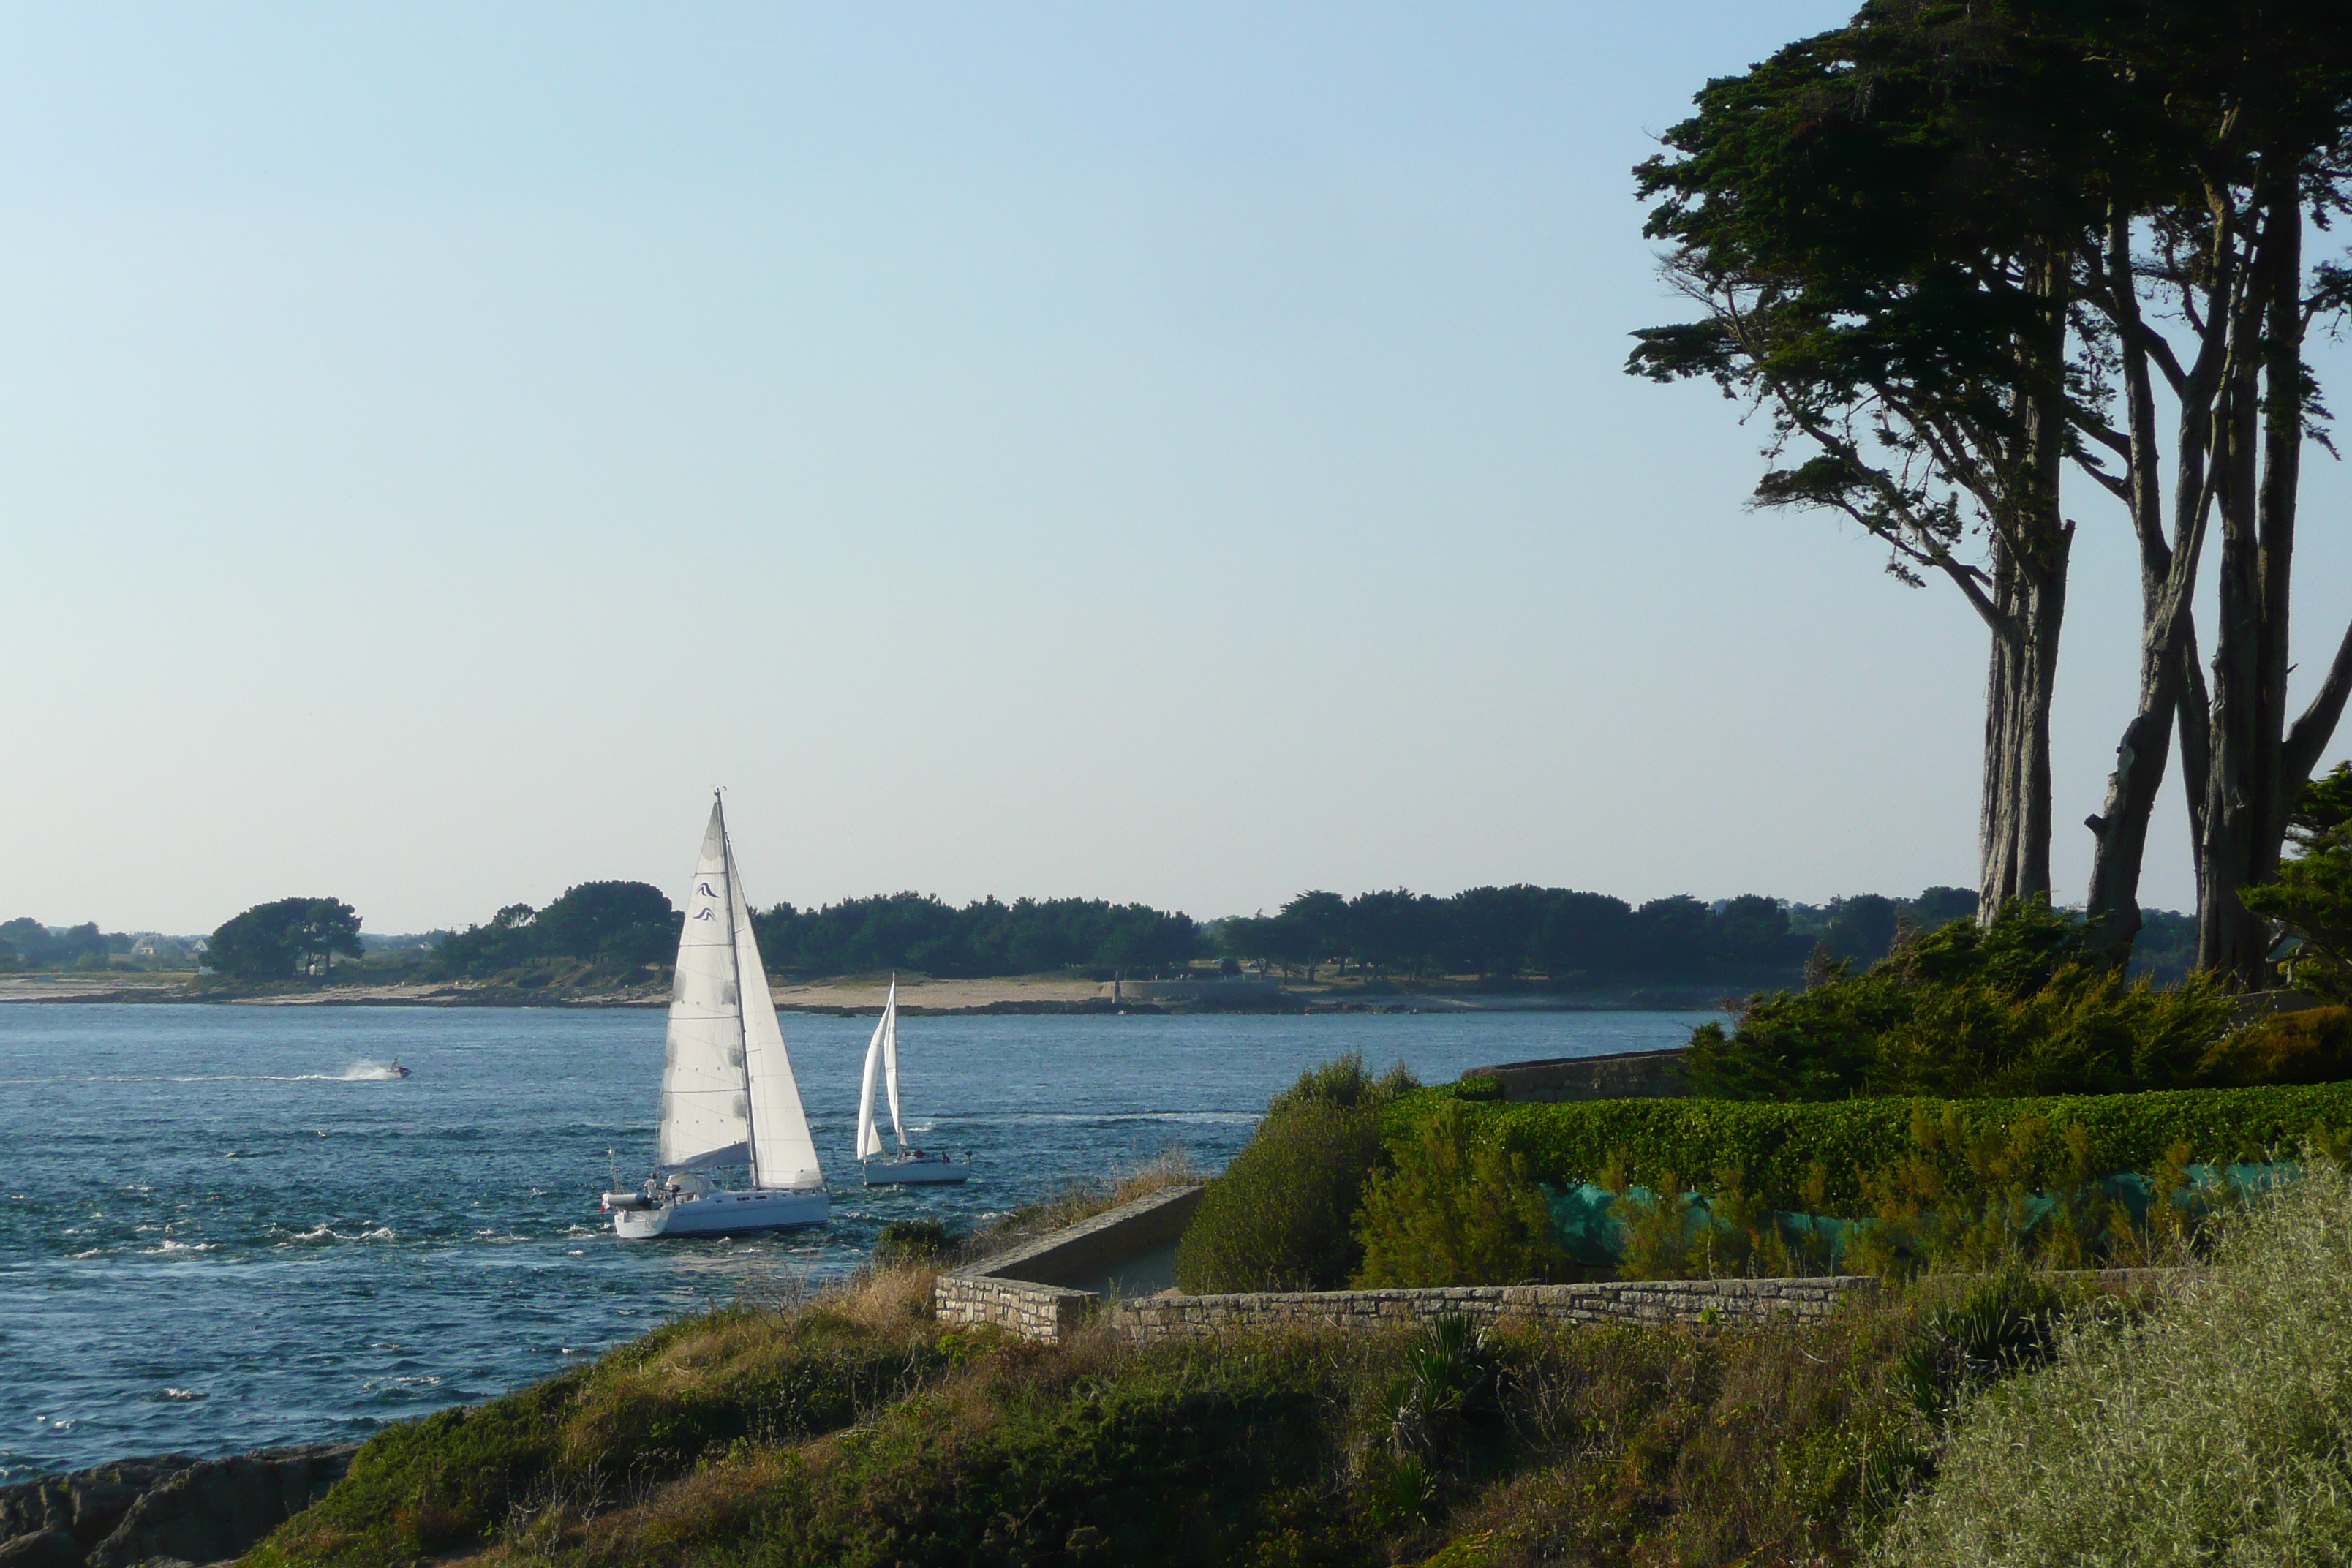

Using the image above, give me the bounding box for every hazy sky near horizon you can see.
[4,2,2348,935]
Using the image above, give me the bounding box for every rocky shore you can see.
[0,1444,355,1568]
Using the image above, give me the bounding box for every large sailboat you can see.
[601,797,829,1237]
[856,977,971,1185]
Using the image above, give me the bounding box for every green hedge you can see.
[1386,1082,2352,1210]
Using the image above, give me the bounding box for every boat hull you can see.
[611,1188,829,1238]
[862,1156,970,1186]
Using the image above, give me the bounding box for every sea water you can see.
[0,1003,1714,1479]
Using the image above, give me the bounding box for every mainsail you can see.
[655,799,824,1190]
[854,978,907,1159]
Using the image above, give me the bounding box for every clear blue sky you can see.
[3,2,2346,934]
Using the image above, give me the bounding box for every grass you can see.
[1880,1161,2352,1566]
[241,1246,2182,1568]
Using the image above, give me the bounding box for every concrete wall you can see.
[1462,1047,1690,1103]
[960,1184,1205,1297]
[933,1184,1206,1339]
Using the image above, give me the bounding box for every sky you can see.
[2,2,2348,935]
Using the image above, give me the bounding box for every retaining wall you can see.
[934,1184,1207,1340]
[1107,1275,1869,1344]
[933,1274,1095,1341]
[1462,1048,1689,1103]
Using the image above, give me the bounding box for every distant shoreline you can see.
[0,972,1738,1016]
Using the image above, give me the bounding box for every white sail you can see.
[856,1004,886,1161]
[855,978,906,1161]
[657,803,752,1170]
[881,978,905,1147]
[725,828,824,1191]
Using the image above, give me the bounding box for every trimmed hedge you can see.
[1386,1081,2352,1210]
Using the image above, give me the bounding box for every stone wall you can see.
[932,1273,1095,1343]
[1461,1048,1690,1103]
[1107,1276,1869,1345]
[933,1184,1209,1339]
[0,1442,356,1568]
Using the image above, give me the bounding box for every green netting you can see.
[1544,1164,2290,1270]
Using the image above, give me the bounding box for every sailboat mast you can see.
[715,791,762,1184]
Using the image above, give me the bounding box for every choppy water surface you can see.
[0,1003,1712,1478]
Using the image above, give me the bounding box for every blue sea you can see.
[0,1003,1713,1480]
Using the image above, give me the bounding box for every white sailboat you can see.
[855,977,970,1186]
[600,796,829,1237]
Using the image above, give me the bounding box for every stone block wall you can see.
[1106,1276,1870,1346]
[932,1273,1094,1343]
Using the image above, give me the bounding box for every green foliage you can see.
[252,1248,2137,1568]
[206,897,363,981]
[1891,1273,2065,1428]
[1882,1161,2352,1566]
[252,1291,951,1568]
[2243,761,2352,1002]
[872,1218,952,1270]
[1215,883,1825,985]
[435,883,680,979]
[1354,1101,1569,1287]
[751,892,1205,979]
[1393,1079,2352,1214]
[1174,1053,1417,1292]
[0,918,111,970]
[1686,902,2241,1101]
[2197,1007,2352,1087]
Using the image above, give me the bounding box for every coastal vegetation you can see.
[243,1159,2352,1568]
[1882,1162,2352,1565]
[408,881,2041,993]
[1680,902,2238,1101]
[1174,1055,1417,1292]
[205,898,364,981]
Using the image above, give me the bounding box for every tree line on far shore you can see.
[5,876,2210,990]
[164,878,2102,989]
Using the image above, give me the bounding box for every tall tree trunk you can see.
[2083,208,2220,960]
[1980,244,2073,921]
[2198,178,2299,984]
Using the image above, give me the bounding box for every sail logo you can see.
[697,881,718,898]
[693,908,717,921]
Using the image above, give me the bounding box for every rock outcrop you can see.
[0,1444,356,1568]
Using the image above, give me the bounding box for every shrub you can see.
[1686,900,2240,1101]
[873,1218,952,1269]
[2199,1006,2352,1086]
[1354,1101,1568,1286]
[1880,1161,2352,1566]
[2242,760,2352,1001]
[1175,1052,1416,1292]
[1395,1079,2352,1213]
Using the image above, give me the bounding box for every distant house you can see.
[188,937,209,955]
[131,935,184,959]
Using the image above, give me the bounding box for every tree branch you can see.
[2284,611,2352,790]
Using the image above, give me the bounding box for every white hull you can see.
[611,1187,829,1238]
[862,1155,970,1186]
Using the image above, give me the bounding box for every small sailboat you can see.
[856,977,971,1186]
[601,796,830,1237]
